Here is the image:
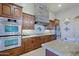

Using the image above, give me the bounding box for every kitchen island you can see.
[42,40,79,56]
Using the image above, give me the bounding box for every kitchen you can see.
[0,3,79,56]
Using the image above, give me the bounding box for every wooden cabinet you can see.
[0,4,2,16]
[23,38,33,52]
[48,20,56,30]
[0,3,22,19]
[31,37,41,49]
[44,35,53,42]
[22,13,35,29]
[1,4,13,18]
[40,35,56,43]
[13,5,22,19]
[23,37,41,53]
[48,19,60,30]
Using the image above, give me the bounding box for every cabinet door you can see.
[43,36,48,43]
[31,37,40,49]
[46,35,52,42]
[22,13,35,29]
[27,15,35,29]
[0,4,2,16]
[35,37,42,47]
[2,4,13,18]
[24,38,33,52]
[22,13,28,29]
[47,21,56,30]
[13,5,22,19]
[40,36,45,43]
[40,35,54,43]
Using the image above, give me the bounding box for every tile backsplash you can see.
[22,30,52,36]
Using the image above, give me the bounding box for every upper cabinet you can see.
[47,20,55,30]
[13,5,22,19]
[0,3,22,19]
[0,4,2,16]
[22,13,35,29]
[0,4,13,18]
[47,19,59,30]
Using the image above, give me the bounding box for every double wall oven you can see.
[0,17,22,51]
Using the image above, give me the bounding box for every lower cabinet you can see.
[32,37,42,49]
[24,38,33,52]
[23,37,42,53]
[0,35,56,56]
[40,35,56,43]
[23,35,56,54]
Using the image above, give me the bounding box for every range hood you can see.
[34,3,49,24]
[35,21,49,26]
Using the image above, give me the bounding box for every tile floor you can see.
[20,48,45,56]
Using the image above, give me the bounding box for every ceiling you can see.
[47,3,79,13]
[16,3,79,14]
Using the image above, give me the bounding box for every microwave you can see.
[0,36,21,51]
[0,17,22,36]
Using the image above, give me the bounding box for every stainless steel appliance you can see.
[0,17,22,51]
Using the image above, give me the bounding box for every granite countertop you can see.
[42,40,79,56]
[22,33,54,38]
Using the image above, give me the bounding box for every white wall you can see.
[15,3,35,15]
[49,11,56,20]
[55,6,79,40]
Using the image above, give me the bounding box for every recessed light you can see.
[65,18,69,21]
[58,4,62,7]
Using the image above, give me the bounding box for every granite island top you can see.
[42,40,79,56]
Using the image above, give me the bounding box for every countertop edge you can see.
[42,42,65,56]
[22,34,55,38]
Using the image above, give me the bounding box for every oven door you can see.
[4,23,21,35]
[0,24,21,36]
[0,36,21,51]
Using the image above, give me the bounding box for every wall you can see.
[49,11,56,20]
[15,3,35,15]
[55,6,79,40]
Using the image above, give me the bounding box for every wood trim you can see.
[22,12,35,17]
[9,3,23,8]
